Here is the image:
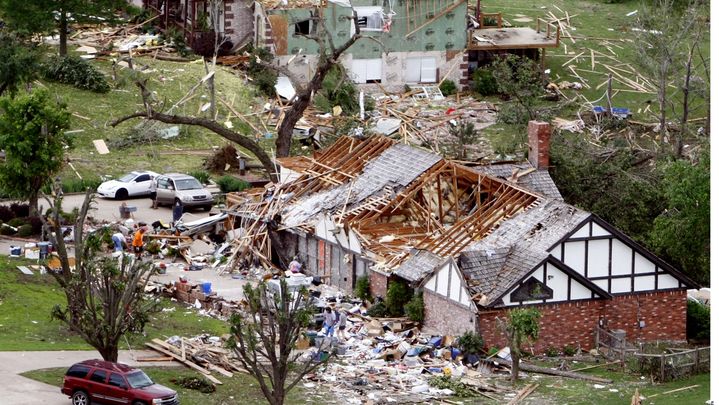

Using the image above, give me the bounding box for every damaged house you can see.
[225,121,696,352]
[253,0,467,90]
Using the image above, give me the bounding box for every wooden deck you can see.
[468,26,560,51]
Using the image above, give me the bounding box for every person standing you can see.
[336,309,348,341]
[322,307,336,337]
[132,226,146,259]
[149,177,158,209]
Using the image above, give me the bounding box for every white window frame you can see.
[353,6,383,32]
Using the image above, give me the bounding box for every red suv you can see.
[61,359,179,405]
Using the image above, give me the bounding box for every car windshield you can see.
[174,178,202,190]
[126,371,154,388]
[117,173,136,183]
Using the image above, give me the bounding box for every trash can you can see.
[38,242,50,259]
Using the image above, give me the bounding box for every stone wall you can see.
[478,290,688,352]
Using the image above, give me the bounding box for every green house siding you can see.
[269,0,467,58]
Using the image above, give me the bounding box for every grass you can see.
[22,366,324,405]
[528,358,710,404]
[480,0,709,122]
[0,255,228,351]
[42,54,265,183]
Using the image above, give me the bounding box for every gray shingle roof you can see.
[282,143,440,227]
[460,199,590,305]
[472,162,563,200]
[394,250,447,284]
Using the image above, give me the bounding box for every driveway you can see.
[0,350,179,405]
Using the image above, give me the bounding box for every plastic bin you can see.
[201,282,212,294]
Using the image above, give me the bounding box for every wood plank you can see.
[144,342,213,376]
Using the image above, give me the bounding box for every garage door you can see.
[406,57,437,83]
[350,58,382,83]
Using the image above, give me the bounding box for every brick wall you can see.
[369,270,389,299]
[478,290,687,352]
[527,121,551,169]
[423,289,477,335]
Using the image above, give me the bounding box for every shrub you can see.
[0,206,13,222]
[170,376,216,393]
[472,68,499,96]
[366,301,387,317]
[563,345,578,356]
[145,240,161,255]
[545,346,560,357]
[439,80,458,96]
[456,331,484,356]
[43,55,110,93]
[404,293,424,322]
[189,170,211,185]
[385,280,413,317]
[27,216,43,235]
[314,65,363,115]
[9,203,29,218]
[8,217,26,228]
[687,300,710,340]
[487,347,499,356]
[17,224,33,237]
[217,175,250,193]
[354,275,370,301]
[0,224,16,235]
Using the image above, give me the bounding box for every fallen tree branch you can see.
[492,358,613,383]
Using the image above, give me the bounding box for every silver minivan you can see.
[155,173,213,211]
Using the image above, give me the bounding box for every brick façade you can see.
[369,270,389,299]
[477,290,687,352]
[423,289,478,336]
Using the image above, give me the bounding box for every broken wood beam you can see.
[492,358,613,383]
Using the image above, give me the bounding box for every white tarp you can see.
[275,76,296,101]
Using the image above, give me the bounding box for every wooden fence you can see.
[633,346,710,382]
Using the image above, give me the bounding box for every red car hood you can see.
[138,383,176,398]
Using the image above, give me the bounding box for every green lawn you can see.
[0,256,228,351]
[481,0,709,123]
[42,54,265,183]
[529,358,710,404]
[22,366,324,405]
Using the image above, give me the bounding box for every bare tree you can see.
[635,0,703,152]
[229,280,331,405]
[259,8,367,157]
[43,187,158,362]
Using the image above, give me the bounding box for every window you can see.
[135,174,150,182]
[108,373,127,389]
[89,369,108,384]
[510,277,553,302]
[294,19,313,35]
[157,178,170,189]
[65,365,91,378]
[354,7,383,31]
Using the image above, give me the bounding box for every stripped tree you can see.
[43,187,159,362]
[497,308,542,383]
[229,280,331,405]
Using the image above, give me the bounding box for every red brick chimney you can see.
[528,121,551,169]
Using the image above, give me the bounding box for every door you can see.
[406,57,437,83]
[105,372,131,404]
[350,58,382,83]
[87,369,109,403]
[156,176,172,204]
[130,173,152,196]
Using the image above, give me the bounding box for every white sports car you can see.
[97,171,159,199]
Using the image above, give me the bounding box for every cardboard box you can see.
[295,337,310,350]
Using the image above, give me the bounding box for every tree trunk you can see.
[678,41,696,158]
[511,349,520,383]
[98,344,119,362]
[28,192,38,217]
[59,11,68,57]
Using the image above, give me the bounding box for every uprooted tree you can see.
[229,280,331,405]
[497,307,541,383]
[111,8,366,180]
[43,188,159,362]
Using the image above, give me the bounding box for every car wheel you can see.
[132,401,146,405]
[71,390,89,405]
[203,205,212,212]
[115,188,129,200]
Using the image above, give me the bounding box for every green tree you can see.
[0,32,42,96]
[44,188,159,362]
[650,148,709,285]
[498,308,541,383]
[492,54,544,122]
[229,280,330,405]
[0,89,71,214]
[0,0,125,56]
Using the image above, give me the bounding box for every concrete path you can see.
[0,350,180,405]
